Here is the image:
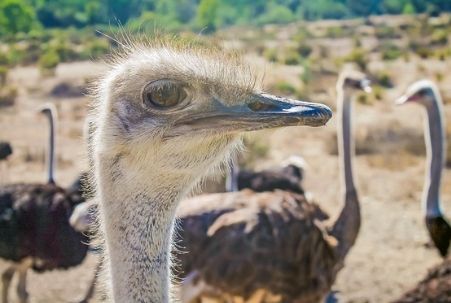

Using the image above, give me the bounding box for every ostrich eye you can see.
[142,80,187,109]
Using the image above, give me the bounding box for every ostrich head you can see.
[396,80,439,107]
[93,41,332,187]
[91,39,332,302]
[337,70,371,94]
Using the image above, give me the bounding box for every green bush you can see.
[431,29,448,45]
[374,71,393,88]
[375,26,400,39]
[38,49,60,74]
[87,38,110,59]
[381,43,403,61]
[263,48,277,62]
[297,44,312,58]
[283,50,301,65]
[0,66,8,85]
[0,85,17,107]
[343,48,367,71]
[272,81,297,95]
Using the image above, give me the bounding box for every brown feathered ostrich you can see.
[0,142,12,162]
[89,37,332,303]
[396,80,451,258]
[225,155,305,194]
[392,258,451,303]
[175,71,370,303]
[0,141,12,183]
[0,105,89,303]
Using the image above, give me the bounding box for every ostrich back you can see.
[175,189,337,302]
[0,183,89,271]
[393,258,451,303]
[0,141,12,160]
[237,165,304,194]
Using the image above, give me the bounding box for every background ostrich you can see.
[0,142,12,162]
[396,80,451,257]
[90,38,331,302]
[0,141,12,183]
[0,105,89,303]
[175,70,369,303]
[392,258,451,303]
[225,155,305,194]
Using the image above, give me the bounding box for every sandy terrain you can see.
[1,17,450,303]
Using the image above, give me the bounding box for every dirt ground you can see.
[1,18,451,303]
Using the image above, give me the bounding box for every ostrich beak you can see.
[170,93,332,137]
[360,79,372,93]
[395,94,418,105]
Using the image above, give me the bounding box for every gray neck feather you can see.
[45,110,55,184]
[338,91,355,192]
[331,89,361,263]
[97,152,197,302]
[423,92,445,217]
[225,157,239,192]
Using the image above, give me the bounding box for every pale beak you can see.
[395,94,409,105]
[170,92,332,137]
[360,79,372,93]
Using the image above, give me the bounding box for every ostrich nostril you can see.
[247,101,279,112]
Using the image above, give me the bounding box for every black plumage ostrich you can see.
[0,105,89,303]
[0,142,12,161]
[226,155,305,194]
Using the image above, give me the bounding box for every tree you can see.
[0,0,38,35]
[196,0,219,32]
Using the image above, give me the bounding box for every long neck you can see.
[225,157,239,192]
[423,94,445,218]
[46,111,55,184]
[331,89,361,263]
[96,152,199,303]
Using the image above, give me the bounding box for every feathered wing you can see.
[175,190,337,302]
[0,183,89,270]
[393,258,451,303]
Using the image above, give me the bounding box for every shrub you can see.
[38,50,60,75]
[381,43,403,61]
[87,38,110,59]
[271,81,297,95]
[0,66,8,85]
[283,50,301,65]
[343,48,367,71]
[263,48,277,62]
[0,85,18,107]
[297,44,312,58]
[375,26,400,39]
[431,29,448,45]
[374,71,393,88]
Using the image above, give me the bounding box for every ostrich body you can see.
[0,142,12,161]
[0,141,13,183]
[90,39,332,303]
[174,71,369,302]
[0,106,89,303]
[397,80,451,257]
[226,157,305,194]
[393,258,451,303]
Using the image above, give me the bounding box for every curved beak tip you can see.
[395,95,408,105]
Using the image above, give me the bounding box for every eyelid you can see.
[141,79,191,111]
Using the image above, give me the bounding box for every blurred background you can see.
[1,0,451,302]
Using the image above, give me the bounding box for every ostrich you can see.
[0,141,12,183]
[225,155,306,194]
[89,38,332,303]
[0,142,12,162]
[0,105,89,303]
[392,258,451,303]
[175,70,369,302]
[396,80,451,257]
